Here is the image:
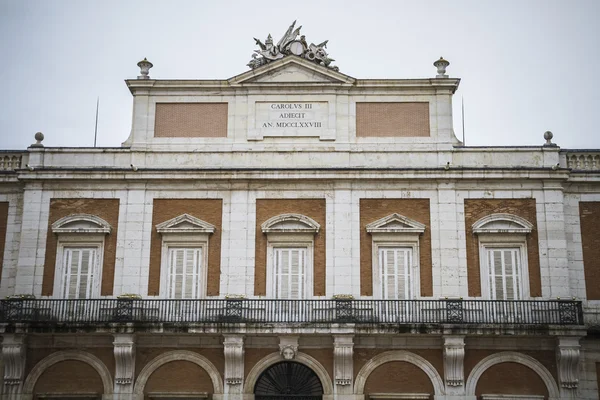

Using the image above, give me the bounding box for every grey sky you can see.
[0,0,598,149]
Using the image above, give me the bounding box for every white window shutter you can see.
[167,247,203,299]
[274,248,306,299]
[62,248,97,299]
[487,248,522,300]
[379,247,413,300]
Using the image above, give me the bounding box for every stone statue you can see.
[247,21,339,71]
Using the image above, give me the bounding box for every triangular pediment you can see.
[156,213,216,234]
[229,56,355,85]
[366,213,426,234]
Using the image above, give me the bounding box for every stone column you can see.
[2,334,26,400]
[223,334,245,400]
[333,335,354,397]
[443,335,465,397]
[113,334,136,399]
[556,336,581,399]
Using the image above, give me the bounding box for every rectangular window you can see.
[167,247,203,299]
[60,247,98,299]
[486,248,523,300]
[274,248,306,299]
[379,247,413,300]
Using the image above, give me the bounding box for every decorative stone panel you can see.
[443,335,465,387]
[333,335,353,387]
[224,335,245,386]
[113,334,136,385]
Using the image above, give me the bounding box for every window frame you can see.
[366,213,425,300]
[472,213,534,301]
[51,214,111,299]
[261,213,320,300]
[156,214,215,300]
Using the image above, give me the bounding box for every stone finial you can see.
[544,130,557,147]
[137,58,153,79]
[30,132,44,148]
[433,56,450,78]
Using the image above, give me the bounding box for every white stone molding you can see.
[22,350,113,395]
[472,213,534,234]
[243,352,333,395]
[113,334,136,385]
[261,213,320,234]
[133,350,223,398]
[443,335,465,387]
[465,351,560,399]
[2,334,26,386]
[366,213,426,234]
[279,336,299,360]
[353,350,444,396]
[333,335,354,387]
[223,335,245,386]
[556,336,581,389]
[51,214,112,234]
[368,394,431,400]
[156,213,216,234]
[481,395,544,400]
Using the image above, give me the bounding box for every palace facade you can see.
[0,24,599,400]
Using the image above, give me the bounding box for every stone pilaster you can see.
[113,334,136,399]
[223,334,245,396]
[2,334,26,400]
[443,335,465,395]
[333,335,354,395]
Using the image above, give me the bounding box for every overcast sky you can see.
[1,0,598,149]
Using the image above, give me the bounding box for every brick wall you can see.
[464,349,557,384]
[42,199,120,296]
[363,361,434,394]
[475,362,548,397]
[353,349,443,380]
[356,102,430,137]
[579,202,600,299]
[359,199,432,296]
[464,199,541,297]
[143,360,215,397]
[0,202,8,285]
[154,103,228,138]
[33,360,104,395]
[255,199,326,296]
[149,199,223,296]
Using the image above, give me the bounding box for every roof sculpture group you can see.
[247,21,338,71]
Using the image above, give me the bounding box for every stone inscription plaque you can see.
[255,102,328,133]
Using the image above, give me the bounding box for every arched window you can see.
[254,361,323,400]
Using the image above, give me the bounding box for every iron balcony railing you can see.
[0,299,583,326]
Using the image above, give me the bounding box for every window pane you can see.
[487,248,522,300]
[274,248,306,299]
[62,248,97,299]
[167,247,203,299]
[379,247,412,299]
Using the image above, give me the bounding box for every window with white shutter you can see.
[378,247,413,300]
[60,247,99,299]
[273,247,306,299]
[486,247,523,300]
[167,247,203,299]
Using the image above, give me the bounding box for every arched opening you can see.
[254,361,323,400]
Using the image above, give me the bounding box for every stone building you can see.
[0,23,599,400]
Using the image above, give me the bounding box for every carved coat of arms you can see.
[247,21,338,71]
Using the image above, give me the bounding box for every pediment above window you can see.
[472,213,533,234]
[366,213,426,234]
[51,214,111,234]
[261,213,320,234]
[156,214,216,234]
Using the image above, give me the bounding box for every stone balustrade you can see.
[0,152,27,171]
[564,151,600,170]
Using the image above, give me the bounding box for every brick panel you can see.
[255,199,326,296]
[144,360,214,396]
[33,360,104,394]
[475,362,548,397]
[154,103,228,138]
[464,350,557,384]
[149,199,223,296]
[359,199,432,296]
[579,202,600,299]
[354,349,443,380]
[135,348,224,380]
[42,199,120,296]
[356,102,430,137]
[0,202,8,285]
[364,361,434,394]
[464,199,541,297]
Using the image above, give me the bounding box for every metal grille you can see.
[255,361,323,399]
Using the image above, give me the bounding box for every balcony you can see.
[0,299,583,331]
